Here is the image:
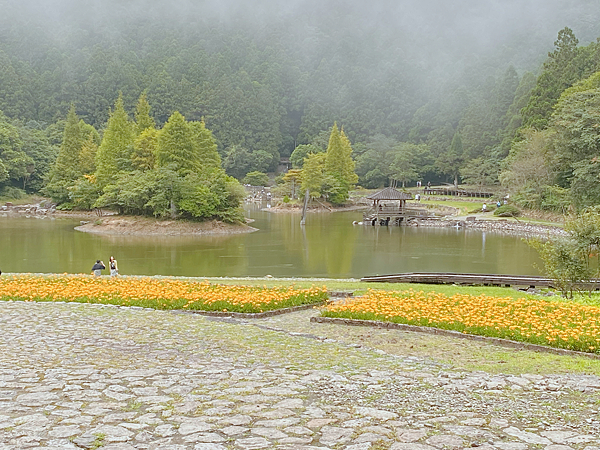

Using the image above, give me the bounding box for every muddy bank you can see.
[75,216,257,236]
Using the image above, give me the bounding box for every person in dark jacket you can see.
[91,260,105,276]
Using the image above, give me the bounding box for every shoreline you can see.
[407,217,566,237]
[2,201,564,238]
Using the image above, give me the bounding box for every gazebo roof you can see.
[366,187,412,201]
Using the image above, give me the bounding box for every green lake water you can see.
[0,206,542,278]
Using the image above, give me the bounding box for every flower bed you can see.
[0,274,327,313]
[322,289,600,353]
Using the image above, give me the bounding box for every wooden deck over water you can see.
[361,272,600,290]
[363,206,434,224]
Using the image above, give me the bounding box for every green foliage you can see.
[540,185,571,214]
[69,176,101,210]
[6,16,600,210]
[290,144,321,169]
[134,91,155,136]
[521,27,582,130]
[243,171,269,186]
[355,135,432,189]
[95,94,134,187]
[436,131,463,187]
[390,143,420,188]
[276,169,302,199]
[493,205,521,217]
[460,157,500,187]
[189,119,221,169]
[156,111,197,174]
[528,237,591,299]
[44,105,86,202]
[131,128,157,171]
[301,152,333,200]
[223,146,272,180]
[0,185,26,199]
[78,135,97,175]
[529,207,600,297]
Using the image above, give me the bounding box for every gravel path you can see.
[1,301,600,449]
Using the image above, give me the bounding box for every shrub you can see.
[0,186,26,200]
[242,171,270,186]
[494,205,521,217]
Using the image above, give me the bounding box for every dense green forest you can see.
[2,0,600,215]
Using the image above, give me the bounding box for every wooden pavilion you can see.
[363,187,431,226]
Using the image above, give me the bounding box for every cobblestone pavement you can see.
[1,301,600,450]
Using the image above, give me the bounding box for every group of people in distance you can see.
[91,256,118,276]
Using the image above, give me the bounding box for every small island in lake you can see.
[75,216,257,236]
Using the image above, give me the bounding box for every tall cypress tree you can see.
[131,128,158,171]
[324,123,357,203]
[339,128,358,186]
[135,91,155,136]
[189,119,221,169]
[157,111,197,174]
[324,122,343,176]
[52,104,82,180]
[44,104,83,202]
[95,93,134,187]
[78,134,98,175]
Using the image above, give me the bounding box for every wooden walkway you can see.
[361,272,600,290]
[423,188,494,198]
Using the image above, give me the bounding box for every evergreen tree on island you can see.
[95,93,134,187]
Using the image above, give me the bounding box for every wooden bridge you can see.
[361,272,600,290]
[423,187,494,198]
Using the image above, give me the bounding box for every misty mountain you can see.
[0,0,599,170]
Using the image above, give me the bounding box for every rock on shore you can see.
[411,218,566,238]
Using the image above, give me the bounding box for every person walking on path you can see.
[91,260,105,276]
[109,256,119,277]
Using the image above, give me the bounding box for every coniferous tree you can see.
[521,27,581,130]
[156,111,197,174]
[339,128,359,186]
[324,123,357,203]
[189,119,221,169]
[131,128,158,171]
[135,92,155,136]
[44,105,83,202]
[95,93,134,187]
[324,123,343,177]
[78,134,98,175]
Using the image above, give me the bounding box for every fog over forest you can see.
[1,0,600,201]
[4,0,600,82]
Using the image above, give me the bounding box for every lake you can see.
[0,206,542,278]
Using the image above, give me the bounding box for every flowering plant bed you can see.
[0,274,327,313]
[322,289,600,354]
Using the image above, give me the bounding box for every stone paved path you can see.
[1,301,600,449]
